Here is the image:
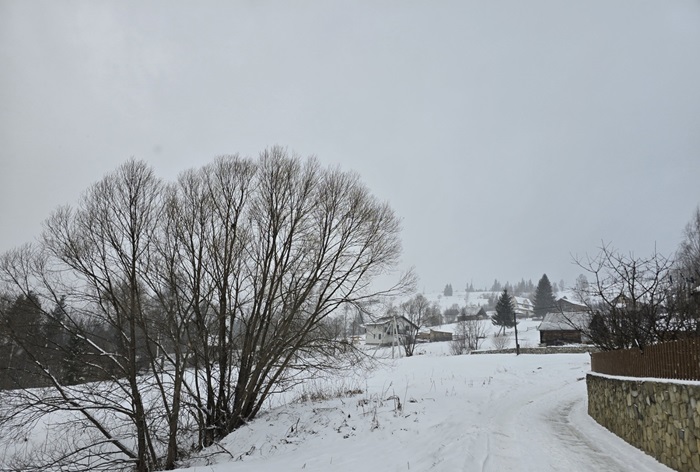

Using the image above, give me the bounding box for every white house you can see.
[364,316,419,346]
[511,296,534,318]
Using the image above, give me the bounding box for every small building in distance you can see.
[538,312,591,345]
[365,316,419,346]
[428,329,453,342]
[512,296,534,318]
[555,296,588,313]
[460,306,488,321]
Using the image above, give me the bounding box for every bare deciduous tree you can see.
[224,149,413,433]
[669,207,700,337]
[397,294,430,357]
[0,148,412,471]
[676,207,700,284]
[573,243,675,351]
[0,161,174,471]
[450,319,486,355]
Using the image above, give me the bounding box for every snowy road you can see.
[469,372,670,472]
[180,352,672,472]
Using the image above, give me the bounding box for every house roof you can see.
[512,296,533,307]
[538,312,591,331]
[364,315,419,329]
[556,296,586,307]
[429,328,452,335]
[418,323,457,335]
[463,306,485,316]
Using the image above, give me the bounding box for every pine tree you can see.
[43,296,69,377]
[62,332,89,385]
[533,274,557,319]
[4,292,44,386]
[443,283,453,297]
[492,289,516,334]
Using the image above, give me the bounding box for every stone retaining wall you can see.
[587,373,700,471]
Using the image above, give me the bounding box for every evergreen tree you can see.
[533,274,557,318]
[42,296,69,378]
[62,332,88,385]
[504,281,513,294]
[6,292,43,340]
[492,289,516,334]
[3,292,44,386]
[443,303,460,323]
[514,278,535,296]
[443,283,453,297]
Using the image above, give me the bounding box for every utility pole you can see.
[391,315,398,359]
[514,309,520,355]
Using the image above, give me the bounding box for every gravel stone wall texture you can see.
[587,373,700,472]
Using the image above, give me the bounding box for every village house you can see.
[555,295,588,313]
[428,329,453,342]
[417,325,454,343]
[460,306,488,321]
[364,316,419,346]
[538,312,591,345]
[512,296,534,318]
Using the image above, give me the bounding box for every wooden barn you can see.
[538,312,591,346]
[429,329,453,342]
[555,296,588,313]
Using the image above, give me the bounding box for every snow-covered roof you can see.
[418,323,458,335]
[556,296,587,307]
[364,315,418,329]
[463,306,486,316]
[513,296,533,307]
[538,312,591,331]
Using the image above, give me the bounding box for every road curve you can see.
[471,376,673,472]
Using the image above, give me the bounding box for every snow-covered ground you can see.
[178,345,672,472]
[0,320,674,471]
[419,318,544,351]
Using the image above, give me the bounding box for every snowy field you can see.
[0,320,675,471]
[179,346,672,472]
[419,318,544,351]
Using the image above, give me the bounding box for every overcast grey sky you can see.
[2,1,700,292]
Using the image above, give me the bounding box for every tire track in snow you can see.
[545,389,672,472]
[461,372,531,472]
[524,380,671,472]
[461,372,672,472]
[545,394,627,472]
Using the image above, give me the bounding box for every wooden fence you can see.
[590,338,700,381]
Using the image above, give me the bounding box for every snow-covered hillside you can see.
[413,290,497,311]
[410,288,578,312]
